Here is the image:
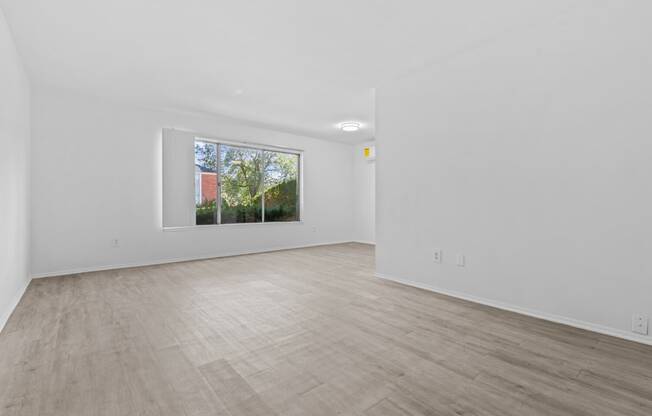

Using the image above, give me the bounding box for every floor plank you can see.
[1,243,651,415]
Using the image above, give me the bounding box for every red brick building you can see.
[195,166,217,204]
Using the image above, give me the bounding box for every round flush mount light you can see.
[339,121,361,132]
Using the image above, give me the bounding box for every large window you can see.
[194,139,300,225]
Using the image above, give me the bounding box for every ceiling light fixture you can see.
[340,121,361,132]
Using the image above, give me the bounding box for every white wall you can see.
[352,142,375,244]
[376,3,652,344]
[31,89,355,277]
[0,9,30,331]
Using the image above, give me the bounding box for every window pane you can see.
[220,145,263,223]
[263,151,299,222]
[194,141,218,225]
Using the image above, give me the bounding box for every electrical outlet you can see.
[111,239,120,248]
[456,254,465,267]
[433,249,442,264]
[632,314,649,335]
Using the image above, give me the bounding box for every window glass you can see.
[194,141,218,225]
[220,144,263,224]
[194,139,301,225]
[263,151,300,222]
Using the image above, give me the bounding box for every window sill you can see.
[162,221,304,232]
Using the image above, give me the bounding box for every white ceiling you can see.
[0,0,577,143]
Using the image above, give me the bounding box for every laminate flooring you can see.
[1,243,651,415]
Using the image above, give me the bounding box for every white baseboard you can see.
[376,272,652,347]
[31,241,355,279]
[353,240,376,245]
[0,277,31,334]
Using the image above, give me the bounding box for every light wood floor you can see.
[1,243,651,416]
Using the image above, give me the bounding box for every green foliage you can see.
[220,146,298,214]
[195,142,217,171]
[220,146,265,207]
[195,143,299,224]
[220,201,262,223]
[264,179,298,221]
[195,199,217,225]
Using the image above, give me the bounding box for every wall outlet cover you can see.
[632,314,649,335]
[433,249,442,264]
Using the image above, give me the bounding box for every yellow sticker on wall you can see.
[364,147,370,157]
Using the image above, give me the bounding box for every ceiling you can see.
[0,0,577,143]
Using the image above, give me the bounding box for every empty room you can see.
[1,1,651,415]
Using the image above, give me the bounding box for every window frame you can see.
[193,136,303,227]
